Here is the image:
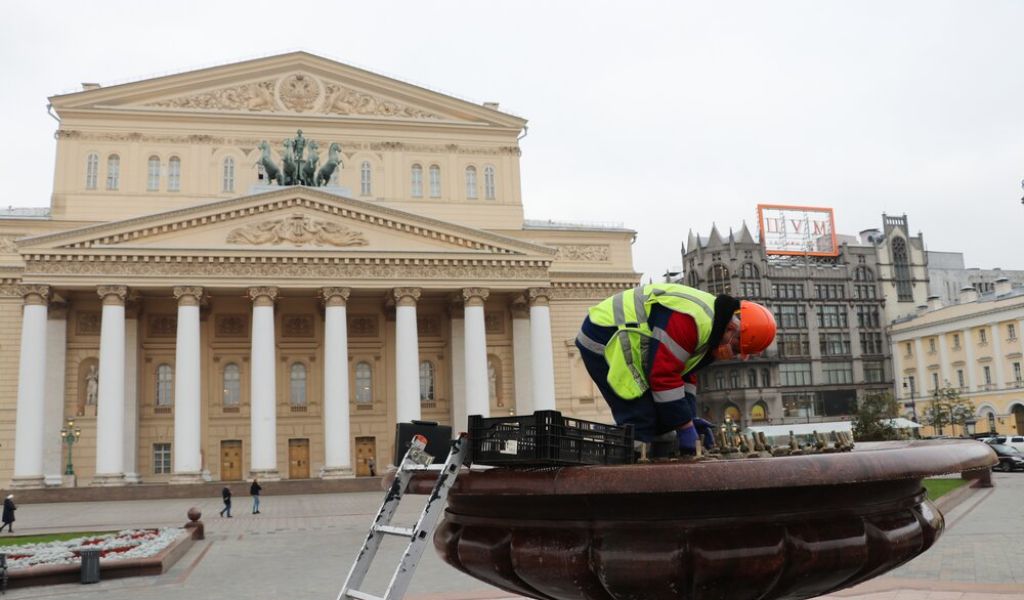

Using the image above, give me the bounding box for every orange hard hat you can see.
[738,300,777,355]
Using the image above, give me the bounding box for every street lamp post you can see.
[60,418,82,476]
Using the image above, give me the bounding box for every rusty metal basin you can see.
[414,439,995,600]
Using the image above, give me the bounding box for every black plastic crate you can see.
[468,410,634,466]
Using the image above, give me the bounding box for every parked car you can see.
[989,444,1024,472]
[979,435,1024,453]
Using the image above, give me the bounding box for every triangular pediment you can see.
[49,52,525,128]
[18,187,556,260]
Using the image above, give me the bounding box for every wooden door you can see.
[288,438,310,479]
[355,436,376,477]
[220,440,242,481]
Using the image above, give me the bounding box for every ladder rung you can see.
[374,525,415,538]
[345,590,383,600]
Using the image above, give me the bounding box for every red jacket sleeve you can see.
[648,312,699,404]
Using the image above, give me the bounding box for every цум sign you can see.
[756,205,838,257]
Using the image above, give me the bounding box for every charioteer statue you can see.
[258,129,342,187]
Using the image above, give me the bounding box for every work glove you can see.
[693,418,716,449]
[677,423,698,455]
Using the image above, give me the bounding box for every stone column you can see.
[914,339,928,394]
[937,332,951,388]
[12,285,50,488]
[321,287,352,478]
[393,288,422,424]
[123,304,141,484]
[891,344,905,399]
[449,295,467,435]
[991,324,1005,389]
[43,297,67,487]
[528,288,556,411]
[463,288,490,421]
[94,285,128,485]
[249,286,279,480]
[172,286,204,483]
[511,295,534,415]
[963,329,976,391]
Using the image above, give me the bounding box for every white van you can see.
[979,435,1024,453]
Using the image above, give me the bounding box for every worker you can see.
[575,283,776,455]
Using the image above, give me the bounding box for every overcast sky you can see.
[2,1,1022,280]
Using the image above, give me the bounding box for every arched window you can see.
[428,165,441,198]
[85,153,99,189]
[465,166,478,199]
[106,154,120,190]
[360,161,372,196]
[687,271,700,287]
[706,264,731,295]
[483,166,496,200]
[724,404,742,425]
[290,363,307,407]
[223,363,241,407]
[892,237,912,301]
[411,164,423,197]
[355,362,373,404]
[419,361,435,404]
[747,369,757,388]
[740,263,759,279]
[167,157,181,192]
[986,410,996,433]
[147,156,161,191]
[222,157,235,192]
[751,402,768,422]
[156,363,173,407]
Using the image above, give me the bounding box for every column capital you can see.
[528,287,552,307]
[18,284,50,305]
[248,286,278,306]
[510,294,530,319]
[97,285,128,306]
[173,286,205,307]
[462,287,490,307]
[321,287,351,307]
[392,287,421,307]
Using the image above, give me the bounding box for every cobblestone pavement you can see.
[2,472,1022,600]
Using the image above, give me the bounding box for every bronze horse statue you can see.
[257,141,282,185]
[316,143,342,187]
[301,141,319,186]
[281,139,298,186]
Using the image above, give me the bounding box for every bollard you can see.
[80,549,101,584]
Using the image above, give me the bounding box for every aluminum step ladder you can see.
[337,433,469,600]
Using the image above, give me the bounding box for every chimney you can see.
[81,82,101,91]
[959,286,979,303]
[927,295,943,310]
[995,277,1012,296]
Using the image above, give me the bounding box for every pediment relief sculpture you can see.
[145,72,442,119]
[226,213,369,247]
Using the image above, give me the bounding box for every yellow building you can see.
[0,52,636,487]
[888,279,1024,437]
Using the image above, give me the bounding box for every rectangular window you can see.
[816,305,847,329]
[814,284,844,299]
[928,338,936,353]
[167,158,181,192]
[863,360,885,383]
[984,365,992,385]
[782,393,816,418]
[957,369,965,389]
[779,362,812,386]
[854,284,877,299]
[905,342,913,357]
[773,305,806,329]
[822,362,853,384]
[761,368,770,387]
[860,332,883,355]
[819,332,851,356]
[153,443,171,474]
[1009,324,1017,340]
[907,375,916,397]
[1014,362,1022,384]
[778,333,810,357]
[931,371,939,391]
[741,281,761,297]
[979,329,987,344]
[952,333,960,348]
[771,283,804,299]
[855,305,880,329]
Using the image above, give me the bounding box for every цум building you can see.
[0,52,637,488]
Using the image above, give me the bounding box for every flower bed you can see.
[3,528,184,570]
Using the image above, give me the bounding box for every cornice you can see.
[888,301,1024,338]
[19,188,557,258]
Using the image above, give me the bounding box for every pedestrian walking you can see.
[250,478,262,514]
[219,486,232,517]
[367,457,377,477]
[1,494,16,533]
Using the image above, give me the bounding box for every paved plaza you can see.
[2,472,1023,600]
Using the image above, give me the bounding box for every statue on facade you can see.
[85,365,99,405]
[256,130,341,188]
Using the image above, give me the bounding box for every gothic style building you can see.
[0,53,637,487]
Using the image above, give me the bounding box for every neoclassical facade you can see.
[0,53,637,487]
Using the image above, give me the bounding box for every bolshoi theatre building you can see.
[0,52,638,487]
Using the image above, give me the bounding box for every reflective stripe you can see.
[616,331,644,385]
[612,293,626,326]
[652,290,714,319]
[684,382,697,395]
[651,327,691,364]
[632,287,647,325]
[652,385,687,404]
[575,330,606,354]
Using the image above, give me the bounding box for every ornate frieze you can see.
[283,314,315,338]
[215,314,248,338]
[149,80,278,111]
[322,82,441,119]
[556,244,610,262]
[0,235,20,253]
[348,315,379,338]
[226,213,368,247]
[278,74,321,112]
